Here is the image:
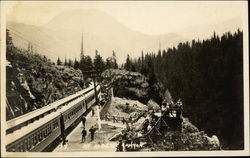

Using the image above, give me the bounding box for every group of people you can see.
[142,111,159,134]
[116,128,142,152]
[161,99,183,119]
[115,99,184,152]
[81,115,98,143]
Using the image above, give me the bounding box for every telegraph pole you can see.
[85,66,101,130]
[93,77,99,105]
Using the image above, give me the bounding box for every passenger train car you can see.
[6,85,101,152]
[6,84,96,134]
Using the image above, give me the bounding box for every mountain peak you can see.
[45,9,120,32]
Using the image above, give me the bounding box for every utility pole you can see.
[80,32,84,59]
[84,66,102,130]
[93,77,99,105]
[159,40,161,52]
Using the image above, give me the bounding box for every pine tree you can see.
[93,50,105,74]
[6,29,13,46]
[124,54,131,71]
[68,59,73,67]
[64,58,68,66]
[112,50,118,69]
[57,57,62,65]
[126,30,244,149]
[105,58,112,69]
[74,58,79,69]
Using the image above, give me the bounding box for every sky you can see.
[4,1,247,35]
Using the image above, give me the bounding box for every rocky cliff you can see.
[102,69,149,103]
[146,118,221,151]
[6,46,84,120]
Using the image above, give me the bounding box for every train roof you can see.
[6,110,61,145]
[6,85,95,130]
[6,86,100,145]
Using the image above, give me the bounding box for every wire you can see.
[8,28,56,55]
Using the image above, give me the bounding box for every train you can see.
[6,84,97,134]
[6,85,101,152]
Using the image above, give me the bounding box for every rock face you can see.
[148,118,221,151]
[107,97,148,119]
[6,47,84,120]
[102,69,149,103]
[147,99,160,111]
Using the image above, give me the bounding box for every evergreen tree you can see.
[105,57,112,69]
[93,50,105,74]
[57,57,62,65]
[6,29,13,46]
[80,55,93,77]
[64,58,68,66]
[124,54,131,71]
[74,58,79,69]
[126,30,243,149]
[68,59,73,67]
[112,50,118,68]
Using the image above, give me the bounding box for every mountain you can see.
[176,16,243,40]
[7,9,242,64]
[7,9,184,64]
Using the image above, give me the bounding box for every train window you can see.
[29,135,33,148]
[43,128,45,137]
[24,140,28,151]
[53,121,58,129]
[32,134,36,145]
[38,131,42,141]
[28,138,32,150]
[17,143,22,152]
[48,126,52,135]
[44,128,48,137]
[11,147,16,152]
[35,134,38,145]
[19,142,24,152]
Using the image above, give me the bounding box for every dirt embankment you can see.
[6,47,84,120]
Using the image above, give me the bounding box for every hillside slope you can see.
[6,43,84,120]
[102,69,149,103]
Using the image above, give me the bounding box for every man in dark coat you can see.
[89,126,97,141]
[143,119,149,134]
[81,127,87,143]
[92,107,95,116]
[81,115,86,127]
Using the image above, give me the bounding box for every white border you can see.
[0,1,249,157]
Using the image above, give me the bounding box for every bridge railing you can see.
[102,111,128,123]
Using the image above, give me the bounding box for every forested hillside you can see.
[6,30,84,120]
[124,30,243,150]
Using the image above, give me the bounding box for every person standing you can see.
[92,107,95,116]
[116,139,123,152]
[122,117,126,124]
[89,126,97,141]
[143,119,149,134]
[81,115,86,127]
[81,127,87,143]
